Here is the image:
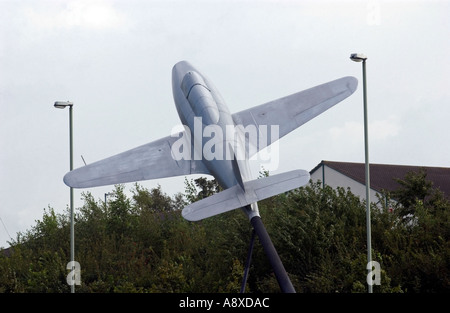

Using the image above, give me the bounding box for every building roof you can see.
[311,160,450,198]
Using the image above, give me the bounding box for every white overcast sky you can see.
[1,0,449,248]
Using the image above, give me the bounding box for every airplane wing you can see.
[64,132,210,188]
[232,76,357,156]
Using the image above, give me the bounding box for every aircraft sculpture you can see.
[64,61,357,292]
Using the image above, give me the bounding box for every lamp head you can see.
[54,101,73,109]
[350,53,367,62]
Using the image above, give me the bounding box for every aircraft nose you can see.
[172,61,198,88]
[173,61,195,78]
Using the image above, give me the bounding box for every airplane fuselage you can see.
[172,61,259,218]
[172,61,251,188]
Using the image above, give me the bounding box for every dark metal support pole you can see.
[240,229,256,293]
[250,215,296,293]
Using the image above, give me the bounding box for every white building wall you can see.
[310,164,382,205]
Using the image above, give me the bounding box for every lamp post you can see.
[350,53,373,293]
[54,101,75,293]
[104,192,114,206]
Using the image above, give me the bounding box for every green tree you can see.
[1,171,448,293]
[132,183,174,213]
[383,170,450,292]
[184,177,221,203]
[392,168,433,218]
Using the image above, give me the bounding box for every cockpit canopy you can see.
[181,71,219,125]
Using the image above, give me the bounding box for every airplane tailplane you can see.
[182,169,310,221]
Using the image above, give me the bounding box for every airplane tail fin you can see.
[182,169,310,221]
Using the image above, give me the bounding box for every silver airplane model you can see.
[64,61,357,292]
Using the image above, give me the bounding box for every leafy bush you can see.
[0,171,448,292]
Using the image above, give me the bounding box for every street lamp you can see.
[350,53,367,62]
[104,192,114,206]
[350,53,373,293]
[54,101,75,293]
